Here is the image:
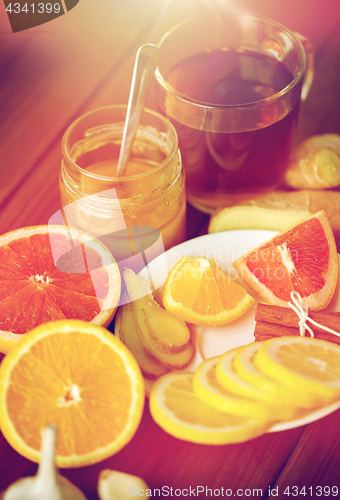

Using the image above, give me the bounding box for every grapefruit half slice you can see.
[0,225,121,353]
[233,211,338,311]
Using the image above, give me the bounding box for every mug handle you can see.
[294,32,314,101]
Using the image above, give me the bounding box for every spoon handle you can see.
[116,44,159,177]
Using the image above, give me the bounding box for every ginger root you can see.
[284,134,340,189]
[208,189,340,246]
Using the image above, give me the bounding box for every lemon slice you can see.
[233,342,317,409]
[214,350,302,421]
[149,372,269,444]
[194,356,302,421]
[254,336,340,407]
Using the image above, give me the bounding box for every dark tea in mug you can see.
[155,14,314,212]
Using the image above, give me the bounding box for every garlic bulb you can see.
[98,469,150,500]
[3,426,87,500]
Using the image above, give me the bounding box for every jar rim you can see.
[61,104,179,183]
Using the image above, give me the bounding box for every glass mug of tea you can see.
[154,13,314,213]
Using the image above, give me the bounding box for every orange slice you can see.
[233,211,338,311]
[162,256,255,326]
[0,319,144,467]
[0,225,121,353]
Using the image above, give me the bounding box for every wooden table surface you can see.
[1,0,340,498]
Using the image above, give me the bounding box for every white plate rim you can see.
[124,229,340,433]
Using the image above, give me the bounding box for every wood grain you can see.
[0,1,162,207]
[272,409,340,493]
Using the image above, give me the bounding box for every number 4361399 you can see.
[6,3,61,14]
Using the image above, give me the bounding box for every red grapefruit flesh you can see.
[0,225,121,353]
[233,211,338,311]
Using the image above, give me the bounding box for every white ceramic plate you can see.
[123,230,340,432]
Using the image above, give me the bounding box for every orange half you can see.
[0,319,144,467]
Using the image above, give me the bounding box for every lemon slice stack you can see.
[149,337,340,445]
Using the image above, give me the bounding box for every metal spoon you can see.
[116,43,160,177]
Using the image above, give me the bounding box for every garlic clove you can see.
[98,469,150,500]
[3,426,87,500]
